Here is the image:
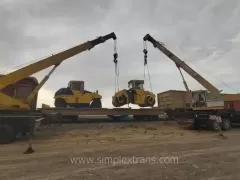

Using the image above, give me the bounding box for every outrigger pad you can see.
[23,146,35,154]
[23,139,35,154]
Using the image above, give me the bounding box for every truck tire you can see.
[0,124,15,144]
[210,120,221,132]
[221,118,231,131]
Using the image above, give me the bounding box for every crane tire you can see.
[90,99,102,108]
[55,98,67,108]
[221,118,231,131]
[0,124,15,144]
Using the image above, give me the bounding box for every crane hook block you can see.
[113,53,118,64]
[143,49,148,65]
[114,53,118,59]
[143,49,148,55]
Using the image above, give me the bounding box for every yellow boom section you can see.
[0,32,117,90]
[0,32,117,109]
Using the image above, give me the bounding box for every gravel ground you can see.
[0,121,240,180]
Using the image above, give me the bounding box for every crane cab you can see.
[54,80,102,108]
[112,79,156,107]
[192,90,224,109]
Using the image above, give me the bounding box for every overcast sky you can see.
[0,0,240,108]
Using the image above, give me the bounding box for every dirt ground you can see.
[1,121,240,180]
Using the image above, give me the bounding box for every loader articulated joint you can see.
[143,34,157,48]
[89,32,117,49]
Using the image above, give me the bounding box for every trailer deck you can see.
[38,107,164,116]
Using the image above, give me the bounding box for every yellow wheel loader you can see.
[54,81,102,108]
[112,80,156,107]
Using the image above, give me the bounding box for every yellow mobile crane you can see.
[143,33,240,131]
[0,32,117,144]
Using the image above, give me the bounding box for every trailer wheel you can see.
[221,118,231,131]
[210,120,221,132]
[0,125,15,144]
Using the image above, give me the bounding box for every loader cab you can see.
[128,80,144,90]
[68,81,85,93]
[54,81,85,96]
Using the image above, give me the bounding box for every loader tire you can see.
[90,99,102,108]
[55,98,67,108]
[143,96,155,107]
[0,125,15,144]
[112,95,127,107]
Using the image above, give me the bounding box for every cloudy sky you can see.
[0,0,240,108]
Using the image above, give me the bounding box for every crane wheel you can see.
[0,124,15,144]
[54,98,67,108]
[90,99,102,108]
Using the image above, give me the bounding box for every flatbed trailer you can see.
[39,107,164,123]
[39,107,162,116]
[0,107,166,144]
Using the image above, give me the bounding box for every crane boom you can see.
[0,32,117,90]
[143,34,220,94]
[0,32,117,109]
